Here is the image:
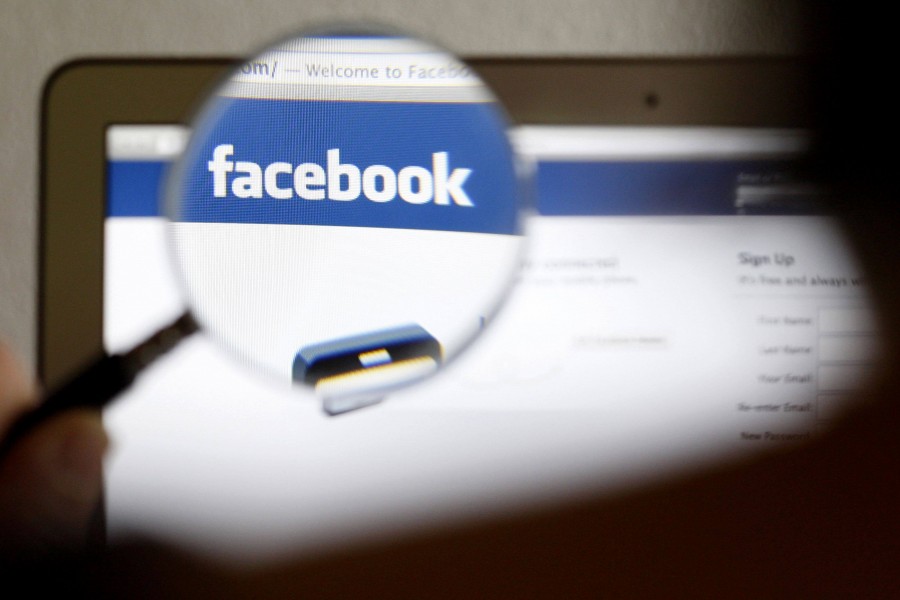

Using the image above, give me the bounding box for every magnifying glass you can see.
[2,26,524,449]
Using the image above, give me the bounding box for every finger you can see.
[0,408,108,559]
[0,342,36,431]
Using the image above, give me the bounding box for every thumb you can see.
[0,409,108,560]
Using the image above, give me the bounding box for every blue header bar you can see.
[108,155,817,219]
[535,159,819,216]
[169,97,519,235]
[107,161,167,217]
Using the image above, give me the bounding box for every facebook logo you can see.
[208,145,474,206]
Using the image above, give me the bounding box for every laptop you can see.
[40,56,879,563]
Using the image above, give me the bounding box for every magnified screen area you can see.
[168,35,521,391]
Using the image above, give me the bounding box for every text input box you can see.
[818,308,876,335]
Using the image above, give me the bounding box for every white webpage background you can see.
[104,126,877,563]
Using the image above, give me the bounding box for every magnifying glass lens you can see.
[166,30,523,413]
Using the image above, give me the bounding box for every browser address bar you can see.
[232,50,479,88]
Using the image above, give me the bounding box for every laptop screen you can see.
[104,124,878,561]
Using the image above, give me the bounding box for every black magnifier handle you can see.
[0,311,198,458]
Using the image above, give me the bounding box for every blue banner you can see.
[170,98,520,235]
[536,160,817,216]
[108,153,818,219]
[107,161,167,217]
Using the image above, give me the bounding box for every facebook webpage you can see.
[105,123,878,561]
